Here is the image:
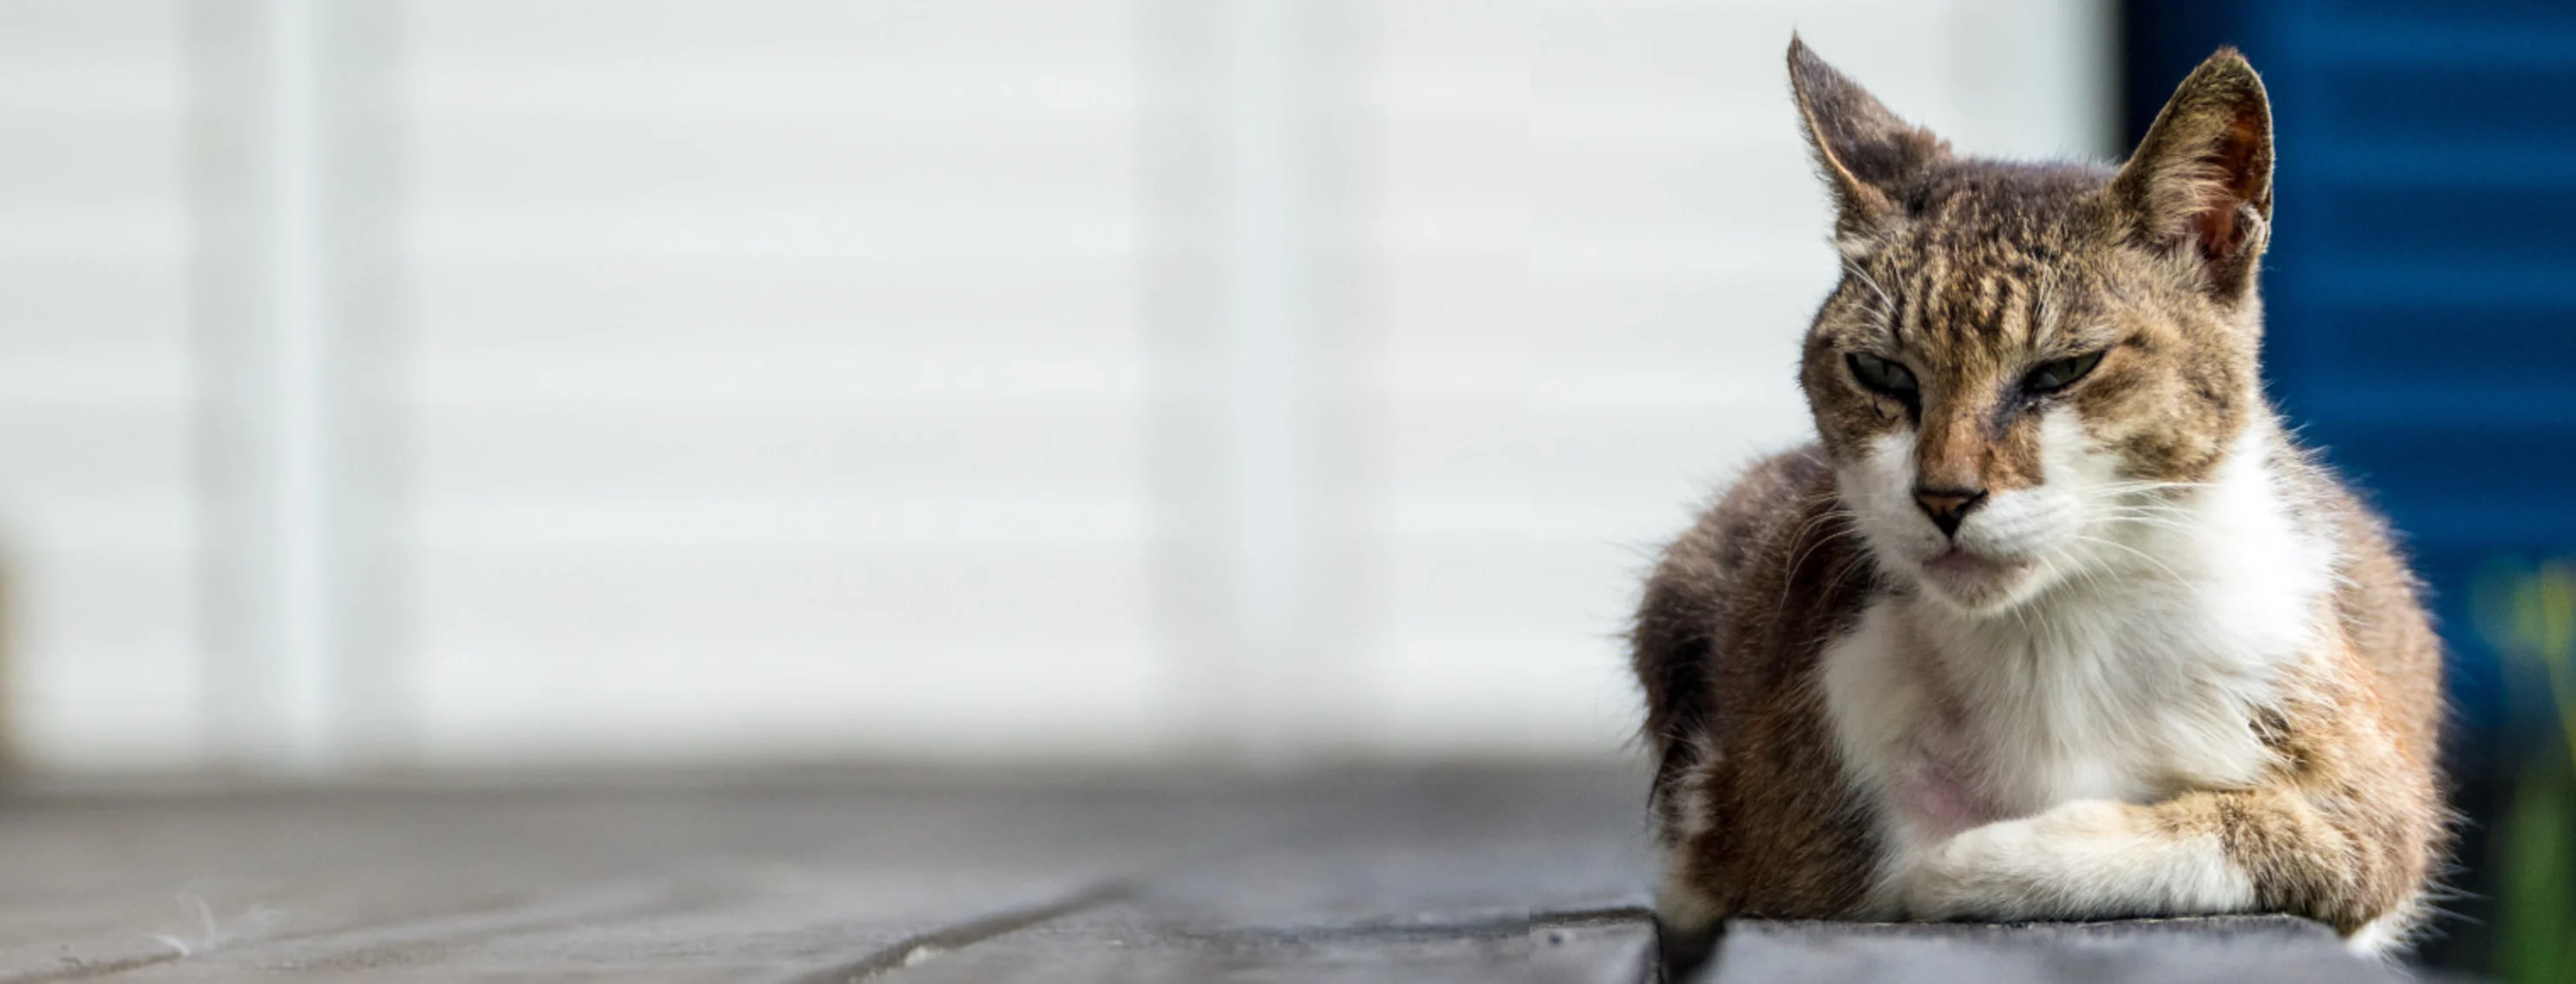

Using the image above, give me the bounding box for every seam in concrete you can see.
[0,951,188,984]
[1162,904,1656,948]
[778,881,1137,984]
[1534,905,1658,930]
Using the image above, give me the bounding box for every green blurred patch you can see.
[2473,559,2576,984]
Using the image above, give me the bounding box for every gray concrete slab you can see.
[1699,916,2416,984]
[0,767,2439,982]
[876,768,1657,983]
[0,767,1654,982]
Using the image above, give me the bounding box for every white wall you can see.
[0,0,198,771]
[389,2,1174,764]
[0,0,2113,772]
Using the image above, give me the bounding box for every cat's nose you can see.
[1912,486,1988,539]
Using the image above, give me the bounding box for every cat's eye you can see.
[2024,351,2105,394]
[1846,352,1918,398]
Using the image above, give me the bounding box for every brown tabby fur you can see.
[1632,39,2448,961]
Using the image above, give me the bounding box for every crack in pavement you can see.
[1163,903,1655,948]
[775,881,1137,984]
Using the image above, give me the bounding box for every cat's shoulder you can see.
[1657,443,1854,598]
[1720,443,1837,515]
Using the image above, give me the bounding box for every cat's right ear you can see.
[2110,48,2272,301]
[1788,36,1950,243]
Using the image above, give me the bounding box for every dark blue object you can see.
[2126,0,2576,745]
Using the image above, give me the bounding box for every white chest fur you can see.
[1818,427,2336,907]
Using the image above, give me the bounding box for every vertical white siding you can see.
[0,1,198,771]
[392,0,1170,764]
[1345,0,1563,752]
[0,0,2111,771]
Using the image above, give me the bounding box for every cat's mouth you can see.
[1919,547,2034,604]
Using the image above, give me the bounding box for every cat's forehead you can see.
[1828,164,2127,357]
[1877,160,2112,259]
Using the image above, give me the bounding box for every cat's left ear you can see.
[2112,48,2273,301]
[1788,36,1951,243]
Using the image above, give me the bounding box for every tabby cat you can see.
[1631,39,2446,964]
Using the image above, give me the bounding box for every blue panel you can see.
[2303,422,2576,537]
[2331,0,2576,25]
[2313,182,2576,265]
[2306,301,2576,387]
[2315,65,2576,148]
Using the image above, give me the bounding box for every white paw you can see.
[1899,800,2130,922]
[1900,817,2043,921]
[1897,798,2253,922]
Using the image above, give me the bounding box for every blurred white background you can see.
[0,0,2112,774]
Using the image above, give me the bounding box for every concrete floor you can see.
[0,766,2410,982]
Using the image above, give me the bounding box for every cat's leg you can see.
[1652,852,1724,974]
[1898,784,2433,954]
[1631,561,1730,970]
[1646,743,1727,974]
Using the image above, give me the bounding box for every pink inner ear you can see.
[2189,196,2239,261]
[2190,113,2268,260]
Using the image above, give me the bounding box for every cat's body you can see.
[1634,42,2447,963]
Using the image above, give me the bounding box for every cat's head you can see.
[1789,39,2274,614]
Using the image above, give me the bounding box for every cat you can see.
[1631,38,2448,968]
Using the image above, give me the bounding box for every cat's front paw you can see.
[1899,818,2046,921]
[1899,799,2130,921]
